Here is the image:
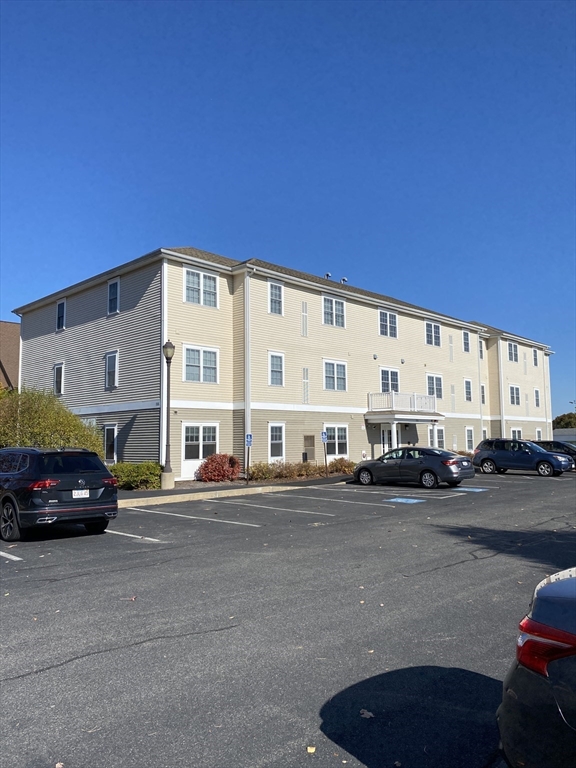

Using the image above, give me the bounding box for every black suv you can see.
[534,440,576,468]
[0,448,118,541]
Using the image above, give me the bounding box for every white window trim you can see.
[103,423,118,464]
[268,422,285,463]
[53,362,64,396]
[508,342,519,363]
[56,299,66,331]
[479,338,484,359]
[182,344,219,384]
[268,351,285,387]
[380,367,400,393]
[509,385,520,406]
[511,429,523,439]
[428,426,445,449]
[182,422,219,462]
[378,309,398,339]
[462,330,470,353]
[532,348,538,367]
[183,266,219,309]
[464,378,473,402]
[425,320,441,347]
[324,423,349,458]
[324,359,347,391]
[268,280,284,316]
[426,373,443,399]
[105,350,119,389]
[535,429,542,440]
[322,295,346,328]
[107,278,120,315]
[534,388,541,408]
[465,427,474,452]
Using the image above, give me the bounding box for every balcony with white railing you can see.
[367,391,437,413]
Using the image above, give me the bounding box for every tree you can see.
[552,412,576,429]
[0,388,103,455]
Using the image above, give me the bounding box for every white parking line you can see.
[106,530,162,542]
[0,551,23,562]
[127,507,262,527]
[206,499,336,516]
[272,493,396,509]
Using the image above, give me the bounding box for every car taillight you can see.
[441,459,459,466]
[516,616,576,676]
[27,479,60,490]
[103,477,118,487]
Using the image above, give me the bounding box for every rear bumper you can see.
[19,504,118,528]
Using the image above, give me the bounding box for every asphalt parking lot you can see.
[1,471,575,768]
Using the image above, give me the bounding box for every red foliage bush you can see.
[197,453,240,482]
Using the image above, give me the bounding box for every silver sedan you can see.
[353,447,476,489]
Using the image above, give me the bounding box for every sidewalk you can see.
[117,474,351,508]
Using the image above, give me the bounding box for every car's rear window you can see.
[39,454,107,474]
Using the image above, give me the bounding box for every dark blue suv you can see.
[472,439,573,476]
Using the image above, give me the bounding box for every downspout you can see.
[477,334,483,438]
[244,268,253,467]
[497,337,505,439]
[543,352,551,438]
[160,259,169,465]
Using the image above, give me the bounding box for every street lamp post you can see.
[162,340,175,489]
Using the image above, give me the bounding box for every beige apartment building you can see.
[14,246,553,479]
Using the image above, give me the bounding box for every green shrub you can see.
[111,462,162,490]
[328,457,356,475]
[197,453,240,482]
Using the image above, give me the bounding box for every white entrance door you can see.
[181,423,218,479]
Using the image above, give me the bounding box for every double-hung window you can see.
[325,425,348,457]
[466,428,474,451]
[464,379,472,402]
[269,423,285,461]
[184,425,217,459]
[56,300,66,331]
[105,351,118,389]
[510,385,520,406]
[428,427,445,449]
[108,279,120,314]
[269,352,284,386]
[324,360,347,391]
[462,331,470,353]
[381,368,399,393]
[269,282,283,315]
[184,346,218,383]
[379,310,398,338]
[184,268,218,307]
[425,321,441,347]
[323,296,345,327]
[532,348,538,367]
[508,342,519,362]
[479,339,484,359]
[511,429,522,440]
[427,374,443,399]
[53,363,64,395]
[104,424,117,463]
[481,384,486,405]
[534,389,540,408]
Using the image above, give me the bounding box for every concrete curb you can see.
[118,483,323,509]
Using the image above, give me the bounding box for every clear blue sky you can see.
[1,0,574,417]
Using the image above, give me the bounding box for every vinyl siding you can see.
[90,409,160,463]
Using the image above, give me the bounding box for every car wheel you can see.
[1,500,21,542]
[420,471,438,489]
[84,521,109,535]
[481,459,497,474]
[537,461,553,477]
[357,469,373,486]
[497,468,508,474]
[447,481,461,487]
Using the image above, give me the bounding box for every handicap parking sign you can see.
[245,434,253,447]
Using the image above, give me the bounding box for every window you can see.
[269,423,284,461]
[184,425,218,459]
[184,346,218,383]
[323,296,345,327]
[425,321,441,347]
[508,342,519,362]
[105,351,118,389]
[482,428,488,440]
[324,360,347,391]
[108,279,119,314]
[104,424,117,463]
[379,310,398,338]
[463,331,470,353]
[534,389,540,408]
[269,352,284,386]
[533,348,538,367]
[56,300,66,331]
[269,282,283,315]
[464,379,472,402]
[184,268,218,307]
[510,386,520,406]
[511,429,522,440]
[536,429,542,440]
[481,384,486,405]
[380,368,399,393]
[428,427,445,449]
[466,428,474,451]
[325,425,348,456]
[53,363,64,396]
[427,374,443,399]
[479,339,484,359]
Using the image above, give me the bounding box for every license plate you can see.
[72,489,90,499]
[462,461,469,466]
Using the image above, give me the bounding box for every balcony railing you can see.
[368,391,437,413]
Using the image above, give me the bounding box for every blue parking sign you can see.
[245,433,253,447]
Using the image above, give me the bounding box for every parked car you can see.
[497,567,576,768]
[353,446,475,489]
[534,440,576,469]
[472,439,572,476]
[0,447,118,541]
